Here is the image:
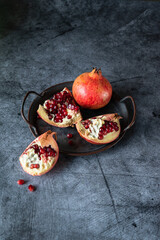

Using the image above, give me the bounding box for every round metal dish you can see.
[21,81,136,156]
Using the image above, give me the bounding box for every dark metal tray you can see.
[21,81,136,156]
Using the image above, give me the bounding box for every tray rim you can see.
[23,81,135,156]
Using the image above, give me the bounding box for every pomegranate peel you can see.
[37,87,82,128]
[76,113,122,144]
[19,131,59,176]
[72,68,112,109]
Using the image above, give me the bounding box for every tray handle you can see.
[120,96,136,132]
[21,91,42,137]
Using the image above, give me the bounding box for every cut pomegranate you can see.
[28,185,35,192]
[76,114,122,144]
[37,87,82,128]
[17,179,25,185]
[19,131,59,176]
[67,133,73,139]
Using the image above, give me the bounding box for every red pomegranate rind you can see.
[76,114,122,145]
[37,87,82,128]
[19,131,59,176]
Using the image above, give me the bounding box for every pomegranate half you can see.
[72,68,112,109]
[19,131,59,176]
[76,114,122,144]
[37,87,82,127]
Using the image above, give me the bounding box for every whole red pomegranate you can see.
[72,68,112,109]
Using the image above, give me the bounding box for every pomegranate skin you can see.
[72,68,112,109]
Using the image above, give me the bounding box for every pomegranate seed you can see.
[68,140,74,145]
[74,106,79,111]
[35,164,40,169]
[67,133,73,139]
[49,104,53,108]
[114,126,119,131]
[63,111,68,116]
[48,115,52,120]
[53,152,56,157]
[103,130,107,135]
[17,179,25,185]
[68,104,72,109]
[54,118,59,123]
[84,125,89,129]
[55,114,62,119]
[62,104,66,109]
[99,127,104,132]
[98,135,104,140]
[67,115,72,119]
[28,185,35,192]
[30,164,34,169]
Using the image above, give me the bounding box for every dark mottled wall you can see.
[0,0,160,240]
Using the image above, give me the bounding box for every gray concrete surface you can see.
[0,0,160,239]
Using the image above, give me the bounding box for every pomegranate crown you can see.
[92,67,101,74]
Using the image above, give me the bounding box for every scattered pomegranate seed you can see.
[67,133,73,139]
[68,140,74,146]
[28,185,35,192]
[17,179,25,185]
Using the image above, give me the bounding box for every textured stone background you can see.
[0,0,160,239]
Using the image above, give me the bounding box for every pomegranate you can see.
[76,113,122,144]
[19,131,59,176]
[37,87,82,127]
[72,68,112,109]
